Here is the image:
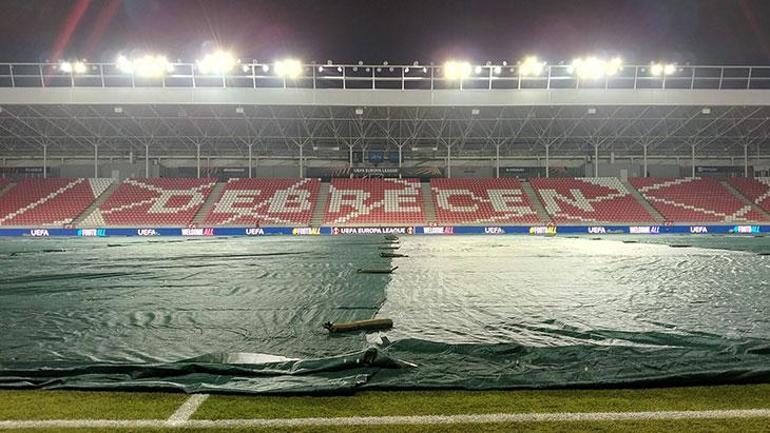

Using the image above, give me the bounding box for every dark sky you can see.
[0,0,769,65]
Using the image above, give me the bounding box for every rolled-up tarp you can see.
[324,318,393,333]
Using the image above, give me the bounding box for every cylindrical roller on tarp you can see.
[324,318,393,333]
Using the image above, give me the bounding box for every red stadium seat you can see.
[430,178,540,224]
[726,177,770,213]
[323,178,425,226]
[82,178,216,226]
[0,178,112,226]
[204,178,320,226]
[530,177,654,223]
[629,177,767,223]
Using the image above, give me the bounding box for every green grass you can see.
[4,419,770,433]
[0,391,186,420]
[195,384,770,420]
[1,385,769,432]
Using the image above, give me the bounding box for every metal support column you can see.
[42,144,47,178]
[446,145,451,178]
[93,144,98,177]
[691,144,696,177]
[643,144,648,177]
[495,143,500,178]
[744,143,749,177]
[594,143,599,177]
[299,144,304,177]
[349,145,354,169]
[398,144,403,179]
[545,144,550,178]
[196,143,201,178]
[248,143,253,178]
[145,144,150,177]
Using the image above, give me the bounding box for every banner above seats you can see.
[1,224,768,237]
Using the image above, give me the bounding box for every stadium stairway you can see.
[520,180,550,223]
[192,182,226,226]
[622,179,665,224]
[720,180,770,220]
[73,180,120,228]
[421,181,437,225]
[310,182,330,227]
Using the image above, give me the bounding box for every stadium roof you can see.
[1,103,768,159]
[0,61,767,159]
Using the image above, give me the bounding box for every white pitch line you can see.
[166,394,209,425]
[0,408,769,429]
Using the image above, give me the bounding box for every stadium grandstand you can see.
[2,2,770,432]
[0,62,769,231]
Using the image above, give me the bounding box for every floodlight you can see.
[318,66,324,72]
[262,64,270,72]
[443,61,472,80]
[241,64,251,73]
[274,59,303,78]
[116,55,132,73]
[404,67,410,73]
[518,56,545,76]
[650,62,677,76]
[73,61,87,74]
[570,56,623,79]
[117,54,173,77]
[474,65,483,74]
[355,107,364,115]
[197,50,237,74]
[60,60,87,74]
[493,66,502,74]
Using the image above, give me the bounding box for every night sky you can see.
[0,0,769,65]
